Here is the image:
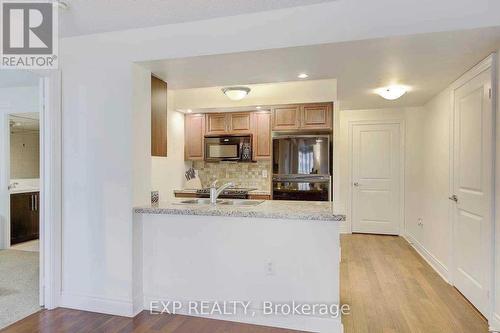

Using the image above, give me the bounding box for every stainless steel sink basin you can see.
[219,200,264,206]
[175,199,264,206]
[177,199,223,205]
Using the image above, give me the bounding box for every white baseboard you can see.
[490,312,500,332]
[144,296,343,333]
[60,292,135,317]
[402,233,450,283]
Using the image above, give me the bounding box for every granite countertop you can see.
[134,199,345,222]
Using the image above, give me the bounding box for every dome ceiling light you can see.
[222,87,251,101]
[375,85,408,100]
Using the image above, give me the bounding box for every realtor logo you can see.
[1,0,58,69]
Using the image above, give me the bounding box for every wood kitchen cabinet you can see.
[252,111,271,160]
[228,113,252,133]
[185,114,205,160]
[206,112,252,135]
[151,75,168,157]
[272,102,333,131]
[205,113,228,135]
[10,192,39,245]
[272,105,300,130]
[301,103,332,129]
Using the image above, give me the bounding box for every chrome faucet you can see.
[209,180,234,205]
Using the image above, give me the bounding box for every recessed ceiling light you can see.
[53,0,69,10]
[297,73,309,79]
[186,109,192,113]
[375,85,408,100]
[222,87,251,101]
[256,106,262,109]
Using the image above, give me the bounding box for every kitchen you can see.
[134,74,344,331]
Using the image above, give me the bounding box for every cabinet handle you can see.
[31,195,34,211]
[35,194,38,211]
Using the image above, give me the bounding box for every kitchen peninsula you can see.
[133,200,345,333]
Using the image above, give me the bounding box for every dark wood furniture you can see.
[151,75,168,157]
[10,191,39,245]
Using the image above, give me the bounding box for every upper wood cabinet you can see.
[151,76,168,156]
[206,112,252,135]
[272,102,332,131]
[229,113,252,133]
[206,113,228,135]
[272,105,300,130]
[252,111,271,160]
[301,103,332,130]
[185,114,205,160]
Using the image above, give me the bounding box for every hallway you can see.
[341,234,489,333]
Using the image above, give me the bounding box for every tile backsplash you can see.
[193,160,271,191]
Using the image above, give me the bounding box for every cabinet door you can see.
[301,103,332,130]
[151,75,168,156]
[10,193,34,245]
[252,111,271,160]
[185,114,205,160]
[229,113,252,134]
[272,105,300,130]
[206,113,228,135]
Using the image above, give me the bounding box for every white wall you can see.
[406,88,452,280]
[0,87,39,113]
[336,107,425,234]
[151,90,190,201]
[174,79,337,110]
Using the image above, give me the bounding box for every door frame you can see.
[0,70,61,310]
[347,119,406,235]
[448,54,496,320]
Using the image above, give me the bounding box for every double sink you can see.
[177,199,264,206]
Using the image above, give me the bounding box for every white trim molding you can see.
[403,233,450,283]
[490,312,500,332]
[60,292,136,317]
[143,296,343,333]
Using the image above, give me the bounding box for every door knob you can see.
[448,195,458,203]
[353,182,359,187]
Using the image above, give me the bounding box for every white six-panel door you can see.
[451,67,492,316]
[351,123,401,235]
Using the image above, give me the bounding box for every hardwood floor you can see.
[1,234,489,333]
[341,234,489,333]
[0,309,305,333]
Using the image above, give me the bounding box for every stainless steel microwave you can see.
[204,136,252,162]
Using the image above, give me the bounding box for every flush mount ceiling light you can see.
[222,87,251,101]
[375,85,408,100]
[297,73,309,79]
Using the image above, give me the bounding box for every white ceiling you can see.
[0,71,39,88]
[142,27,500,110]
[59,0,335,37]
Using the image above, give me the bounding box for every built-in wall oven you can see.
[205,135,252,162]
[272,135,331,201]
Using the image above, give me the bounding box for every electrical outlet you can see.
[262,170,268,178]
[266,261,275,276]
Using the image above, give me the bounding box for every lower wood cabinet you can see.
[10,192,39,245]
[248,194,271,200]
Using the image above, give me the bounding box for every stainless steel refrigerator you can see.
[272,135,331,201]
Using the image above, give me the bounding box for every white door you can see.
[351,123,401,234]
[451,68,492,316]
